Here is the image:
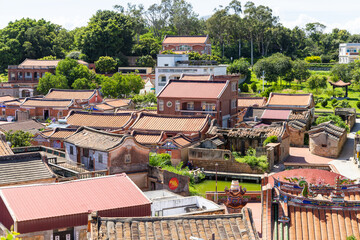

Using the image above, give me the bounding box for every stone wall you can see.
[309,131,347,158]
[288,127,305,147]
[205,191,261,204]
[188,147,263,174]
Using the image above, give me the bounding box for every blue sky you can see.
[1,0,360,33]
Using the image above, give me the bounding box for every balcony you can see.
[180,109,218,117]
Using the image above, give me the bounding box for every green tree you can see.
[5,130,33,148]
[292,59,311,82]
[136,55,156,67]
[37,72,69,94]
[331,64,352,82]
[253,53,292,83]
[72,78,96,89]
[132,33,161,57]
[38,55,57,60]
[77,10,134,62]
[95,56,117,73]
[316,114,348,131]
[227,58,250,75]
[56,58,91,87]
[101,73,144,98]
[306,75,327,92]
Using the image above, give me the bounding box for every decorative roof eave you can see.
[328,79,351,87]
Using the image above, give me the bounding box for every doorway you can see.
[43,110,49,120]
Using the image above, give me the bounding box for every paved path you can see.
[329,118,360,179]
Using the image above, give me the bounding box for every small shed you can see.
[308,121,347,158]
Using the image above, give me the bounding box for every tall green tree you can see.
[95,56,117,73]
[37,72,69,94]
[77,10,134,62]
[101,73,144,98]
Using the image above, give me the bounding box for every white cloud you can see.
[327,17,360,34]
[281,14,322,30]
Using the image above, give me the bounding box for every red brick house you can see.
[157,79,238,127]
[6,59,88,97]
[162,35,211,55]
[0,174,151,239]
[44,88,103,105]
[32,128,77,149]
[20,98,81,120]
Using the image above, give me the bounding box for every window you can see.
[2,109,5,116]
[161,76,166,82]
[167,101,172,108]
[69,146,74,155]
[231,99,237,109]
[26,72,31,77]
[187,102,194,110]
[125,154,131,163]
[98,154,103,163]
[58,111,63,118]
[197,152,202,158]
[83,148,89,157]
[202,102,216,111]
[179,45,191,51]
[159,100,164,111]
[175,101,180,111]
[232,82,237,92]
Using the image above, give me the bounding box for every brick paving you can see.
[286,147,334,164]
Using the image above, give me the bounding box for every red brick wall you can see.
[8,69,55,83]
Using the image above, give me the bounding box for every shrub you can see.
[321,99,328,108]
[334,100,351,108]
[149,153,171,167]
[227,58,251,75]
[331,98,338,107]
[261,87,273,97]
[305,56,321,63]
[241,83,249,92]
[233,148,269,172]
[251,82,257,92]
[316,114,349,132]
[357,101,360,109]
[263,136,278,146]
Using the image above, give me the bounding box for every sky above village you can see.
[1,0,360,33]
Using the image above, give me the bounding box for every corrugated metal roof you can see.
[0,174,150,223]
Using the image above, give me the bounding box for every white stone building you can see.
[155,54,227,94]
[339,43,360,64]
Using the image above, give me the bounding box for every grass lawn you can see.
[243,70,360,112]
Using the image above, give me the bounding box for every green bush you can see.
[233,148,269,172]
[305,56,321,63]
[357,101,360,109]
[241,83,249,92]
[331,98,338,107]
[149,153,171,167]
[321,99,328,108]
[334,100,351,108]
[316,114,349,132]
[263,136,278,146]
[250,82,257,92]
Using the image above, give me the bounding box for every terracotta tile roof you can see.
[65,111,134,130]
[308,121,346,140]
[65,127,127,151]
[19,59,60,68]
[238,97,267,108]
[93,103,115,111]
[4,100,21,106]
[18,59,88,68]
[179,74,212,81]
[132,132,163,144]
[163,35,208,44]
[267,93,314,108]
[21,98,74,108]
[130,113,210,133]
[104,99,131,108]
[39,128,77,140]
[0,174,151,233]
[261,109,291,120]
[44,89,97,100]
[171,134,193,147]
[0,96,16,103]
[158,80,228,99]
[0,153,55,186]
[0,120,44,133]
[89,208,259,240]
[0,137,13,156]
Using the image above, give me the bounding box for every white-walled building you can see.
[155,54,227,94]
[339,43,360,63]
